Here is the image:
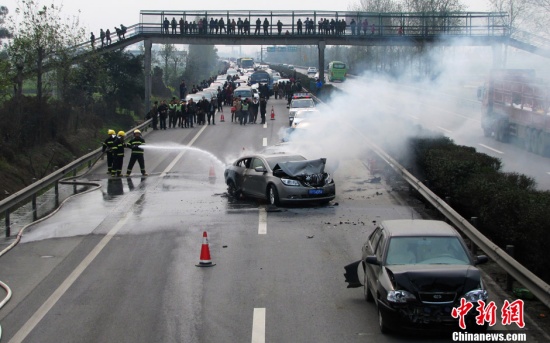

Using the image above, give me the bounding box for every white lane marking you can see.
[437,126,453,134]
[478,144,504,154]
[258,208,267,235]
[9,214,131,343]
[263,122,267,129]
[160,125,208,177]
[408,115,418,120]
[262,138,267,147]
[251,308,266,343]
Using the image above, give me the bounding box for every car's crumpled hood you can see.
[277,158,326,177]
[386,264,481,294]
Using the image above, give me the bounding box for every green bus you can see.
[328,61,347,82]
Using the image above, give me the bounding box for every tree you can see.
[0,5,12,44]
[7,0,84,103]
[490,0,532,66]
[182,45,218,85]
[158,44,176,84]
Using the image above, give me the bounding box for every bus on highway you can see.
[249,69,274,94]
[327,61,347,82]
[238,57,255,70]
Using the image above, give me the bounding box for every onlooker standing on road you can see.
[90,32,95,48]
[208,98,217,125]
[232,96,241,123]
[158,100,168,130]
[240,98,249,125]
[149,101,159,130]
[251,97,259,124]
[259,97,267,124]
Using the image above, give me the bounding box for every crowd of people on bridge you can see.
[90,24,128,48]
[161,16,398,36]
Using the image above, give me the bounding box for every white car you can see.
[288,93,315,126]
[307,67,317,75]
[291,108,321,127]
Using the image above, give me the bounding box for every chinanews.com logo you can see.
[451,299,528,342]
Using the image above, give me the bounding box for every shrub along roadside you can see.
[406,136,550,284]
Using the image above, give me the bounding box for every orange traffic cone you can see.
[196,231,216,267]
[208,164,216,179]
[270,106,275,120]
[220,113,225,122]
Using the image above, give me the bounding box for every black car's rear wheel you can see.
[268,185,280,206]
[227,180,241,199]
[363,269,373,302]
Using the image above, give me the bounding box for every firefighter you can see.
[111,131,126,177]
[125,130,147,176]
[102,129,116,174]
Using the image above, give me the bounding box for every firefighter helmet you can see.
[108,129,115,135]
[118,131,126,137]
[134,129,141,134]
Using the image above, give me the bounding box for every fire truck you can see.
[481,69,550,156]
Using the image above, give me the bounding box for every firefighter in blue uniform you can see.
[111,131,126,177]
[102,129,116,174]
[125,129,148,176]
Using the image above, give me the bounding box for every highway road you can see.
[295,66,550,191]
[0,96,540,342]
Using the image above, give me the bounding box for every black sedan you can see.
[224,153,335,206]
[344,220,489,334]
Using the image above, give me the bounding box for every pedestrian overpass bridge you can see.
[65,10,550,109]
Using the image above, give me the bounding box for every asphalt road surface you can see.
[0,96,539,342]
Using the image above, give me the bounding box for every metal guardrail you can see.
[0,120,152,237]
[370,142,550,309]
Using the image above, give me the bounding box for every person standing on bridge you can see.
[90,32,95,48]
[105,28,111,45]
[255,18,261,35]
[263,18,269,35]
[297,19,303,35]
[237,18,243,35]
[179,17,184,34]
[125,130,147,176]
[350,19,356,35]
[163,17,170,34]
[100,29,105,47]
[171,17,177,34]
[219,17,226,34]
[277,20,282,35]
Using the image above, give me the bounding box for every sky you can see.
[3,0,490,37]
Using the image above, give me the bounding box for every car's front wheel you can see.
[378,306,390,334]
[363,269,373,302]
[227,180,241,199]
[268,185,280,206]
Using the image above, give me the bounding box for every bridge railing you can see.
[139,10,509,37]
[511,29,550,51]
[59,11,508,60]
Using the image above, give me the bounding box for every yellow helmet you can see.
[118,131,126,137]
[108,129,115,135]
[134,129,141,134]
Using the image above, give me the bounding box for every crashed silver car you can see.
[344,220,489,334]
[224,154,335,206]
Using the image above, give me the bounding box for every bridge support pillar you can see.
[144,39,152,113]
[318,40,325,83]
[492,43,505,68]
